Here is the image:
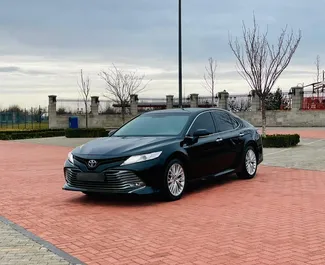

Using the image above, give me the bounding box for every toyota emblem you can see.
[88,160,97,168]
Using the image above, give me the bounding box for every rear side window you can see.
[212,111,238,132]
[188,112,216,136]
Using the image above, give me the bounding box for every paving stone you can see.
[0,220,71,265]
[1,129,325,264]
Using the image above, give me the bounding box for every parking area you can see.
[1,127,325,264]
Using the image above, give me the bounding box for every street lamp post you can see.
[178,0,182,108]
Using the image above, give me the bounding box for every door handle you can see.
[239,133,244,137]
[216,138,223,142]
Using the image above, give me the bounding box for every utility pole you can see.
[178,0,182,108]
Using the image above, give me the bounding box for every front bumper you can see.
[63,183,156,195]
[257,136,263,165]
[62,158,163,195]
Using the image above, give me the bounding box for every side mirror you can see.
[193,129,211,138]
[183,135,195,145]
[108,129,117,137]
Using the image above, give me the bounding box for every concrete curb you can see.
[0,216,86,265]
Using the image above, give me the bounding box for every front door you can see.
[184,111,219,179]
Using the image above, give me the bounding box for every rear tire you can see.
[237,146,257,179]
[161,158,187,201]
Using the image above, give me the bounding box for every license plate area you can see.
[76,172,105,182]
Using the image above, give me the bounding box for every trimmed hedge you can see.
[65,128,108,138]
[0,128,64,134]
[0,129,65,140]
[263,134,300,148]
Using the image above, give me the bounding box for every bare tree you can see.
[315,55,321,82]
[228,14,302,135]
[77,69,91,128]
[315,55,321,97]
[99,64,151,123]
[203,57,217,106]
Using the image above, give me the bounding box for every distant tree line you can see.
[0,105,47,124]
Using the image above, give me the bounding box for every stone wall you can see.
[48,87,325,129]
[236,110,325,127]
[54,114,135,129]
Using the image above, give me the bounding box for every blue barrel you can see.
[69,116,78,129]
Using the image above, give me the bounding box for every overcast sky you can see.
[0,0,324,108]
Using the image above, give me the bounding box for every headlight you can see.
[121,151,162,166]
[68,152,74,164]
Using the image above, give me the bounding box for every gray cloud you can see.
[1,0,324,64]
[0,0,324,107]
[0,66,54,75]
[0,66,20,72]
[148,69,314,81]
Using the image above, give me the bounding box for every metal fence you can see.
[56,98,119,114]
[0,109,49,130]
[227,94,251,112]
[52,89,304,116]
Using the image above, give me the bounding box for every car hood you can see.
[73,136,178,157]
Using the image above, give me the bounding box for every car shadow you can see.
[67,192,160,207]
[185,173,238,195]
[66,173,240,207]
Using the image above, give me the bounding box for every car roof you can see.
[141,107,227,115]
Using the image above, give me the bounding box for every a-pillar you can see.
[130,94,138,115]
[290,86,304,110]
[217,90,229,110]
[48,95,57,128]
[166,95,174,109]
[190,94,199,108]
[90,96,99,115]
[250,90,260,111]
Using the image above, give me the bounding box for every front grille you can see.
[73,156,128,169]
[65,168,144,192]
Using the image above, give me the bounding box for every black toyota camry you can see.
[63,108,263,201]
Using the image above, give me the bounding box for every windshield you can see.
[113,112,191,136]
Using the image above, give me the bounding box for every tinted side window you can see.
[212,111,237,132]
[188,112,216,135]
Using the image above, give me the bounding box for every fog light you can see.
[64,169,68,182]
[128,182,144,188]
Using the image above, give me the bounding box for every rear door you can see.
[211,110,242,172]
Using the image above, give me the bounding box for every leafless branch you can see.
[228,14,301,135]
[77,69,91,127]
[202,57,217,106]
[99,64,151,121]
[78,69,91,102]
[228,14,301,99]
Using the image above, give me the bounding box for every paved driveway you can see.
[1,127,325,265]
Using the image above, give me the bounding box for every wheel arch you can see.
[164,151,190,175]
[246,140,259,160]
[236,140,259,172]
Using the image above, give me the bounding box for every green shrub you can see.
[0,129,65,140]
[0,128,64,134]
[65,128,107,138]
[263,134,300,148]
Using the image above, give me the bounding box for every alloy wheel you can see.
[167,163,185,197]
[245,149,257,175]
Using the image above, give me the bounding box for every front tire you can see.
[161,159,187,201]
[237,146,258,179]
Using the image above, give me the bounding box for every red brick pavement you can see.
[260,128,325,139]
[2,140,325,265]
